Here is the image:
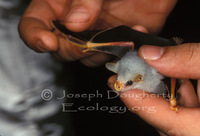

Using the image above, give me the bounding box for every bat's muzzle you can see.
[114,80,124,91]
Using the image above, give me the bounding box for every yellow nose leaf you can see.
[114,80,124,91]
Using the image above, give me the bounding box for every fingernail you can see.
[141,45,165,60]
[66,8,90,23]
[37,40,49,52]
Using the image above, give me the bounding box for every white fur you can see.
[108,51,166,93]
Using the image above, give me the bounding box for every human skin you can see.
[108,44,200,136]
[19,0,177,67]
[20,0,200,135]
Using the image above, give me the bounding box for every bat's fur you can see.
[107,51,167,94]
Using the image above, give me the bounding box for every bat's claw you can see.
[170,98,178,112]
[170,106,178,112]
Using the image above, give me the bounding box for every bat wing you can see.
[90,25,177,47]
[52,21,133,57]
[52,20,102,48]
[52,21,176,58]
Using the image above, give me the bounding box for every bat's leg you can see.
[170,78,178,112]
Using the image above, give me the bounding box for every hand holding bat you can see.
[19,0,176,67]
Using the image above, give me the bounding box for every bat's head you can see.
[106,51,163,92]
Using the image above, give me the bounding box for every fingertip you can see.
[139,43,200,79]
[65,23,90,32]
[120,89,167,111]
[64,8,90,32]
[178,80,199,107]
[65,1,103,32]
[107,75,117,90]
[28,29,59,52]
[132,25,148,33]
[38,30,59,52]
[120,89,178,130]
[19,18,59,52]
[138,45,166,61]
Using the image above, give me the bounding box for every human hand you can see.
[108,43,200,135]
[19,0,177,67]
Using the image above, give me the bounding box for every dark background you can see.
[19,0,200,136]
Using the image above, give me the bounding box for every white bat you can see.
[52,22,179,111]
[106,51,167,93]
[106,51,178,111]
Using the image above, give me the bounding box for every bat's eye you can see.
[135,74,143,83]
[126,80,133,86]
[130,74,143,84]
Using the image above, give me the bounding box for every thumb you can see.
[120,89,200,136]
[65,0,104,32]
[138,43,200,79]
[120,90,176,134]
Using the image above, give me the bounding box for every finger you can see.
[19,17,58,52]
[178,80,199,107]
[138,43,200,79]
[103,0,177,34]
[107,75,200,135]
[197,80,200,103]
[158,131,168,136]
[120,90,176,130]
[80,53,114,67]
[120,89,200,135]
[51,34,113,64]
[19,0,66,52]
[65,0,104,32]
[132,25,149,33]
[51,35,92,61]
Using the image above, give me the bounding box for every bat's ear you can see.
[105,62,119,73]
